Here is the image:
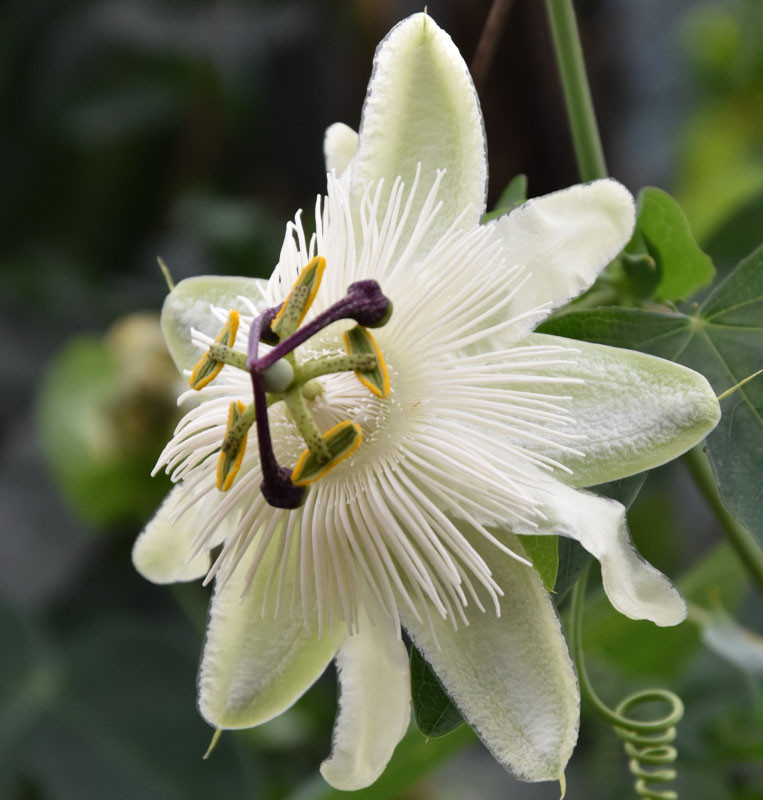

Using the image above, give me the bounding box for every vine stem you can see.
[570,564,628,726]
[543,0,607,182]
[683,446,763,591]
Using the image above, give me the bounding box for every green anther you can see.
[284,390,331,463]
[189,309,240,390]
[295,353,377,383]
[343,325,390,398]
[271,256,326,340]
[208,343,248,371]
[217,401,254,491]
[291,421,363,486]
[222,402,255,454]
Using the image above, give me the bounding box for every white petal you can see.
[511,333,721,487]
[350,12,486,246]
[198,536,345,729]
[489,180,635,334]
[510,472,686,626]
[132,486,210,584]
[320,613,410,791]
[324,122,358,178]
[161,275,269,372]
[401,531,579,783]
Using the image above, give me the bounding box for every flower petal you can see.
[198,537,345,729]
[401,531,579,783]
[161,276,269,373]
[490,180,635,333]
[132,486,210,584]
[514,333,721,487]
[324,122,358,178]
[505,472,686,626]
[320,614,410,791]
[350,12,487,243]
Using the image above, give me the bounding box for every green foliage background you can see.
[2,0,762,798]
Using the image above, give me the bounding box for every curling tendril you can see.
[570,565,684,800]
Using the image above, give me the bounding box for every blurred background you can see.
[1,0,762,797]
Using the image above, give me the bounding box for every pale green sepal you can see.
[488,180,635,337]
[514,333,721,488]
[324,122,358,178]
[400,530,579,783]
[320,613,411,791]
[499,469,687,627]
[350,12,487,248]
[198,536,345,729]
[161,276,269,373]
[132,485,210,584]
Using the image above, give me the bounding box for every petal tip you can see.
[586,178,637,242]
[324,122,358,177]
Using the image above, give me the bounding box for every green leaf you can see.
[539,243,763,546]
[482,174,527,222]
[635,186,715,301]
[517,535,558,591]
[621,249,660,300]
[553,539,590,606]
[409,647,463,738]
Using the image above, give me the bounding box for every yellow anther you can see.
[343,325,390,398]
[216,400,249,491]
[271,256,326,339]
[291,420,362,486]
[189,310,240,390]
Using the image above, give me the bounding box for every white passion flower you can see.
[133,12,721,792]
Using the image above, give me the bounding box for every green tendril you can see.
[570,565,684,800]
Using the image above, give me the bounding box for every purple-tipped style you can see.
[253,280,392,373]
[247,314,306,509]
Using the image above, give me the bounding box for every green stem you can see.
[569,565,684,734]
[683,446,763,591]
[569,565,625,726]
[543,0,607,181]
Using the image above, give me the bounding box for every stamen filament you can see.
[208,343,248,371]
[295,353,377,383]
[283,390,332,462]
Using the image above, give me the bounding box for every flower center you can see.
[188,256,393,509]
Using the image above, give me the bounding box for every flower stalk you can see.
[544,0,608,182]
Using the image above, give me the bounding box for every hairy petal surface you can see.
[161,276,269,373]
[490,180,635,334]
[506,334,721,487]
[320,613,410,791]
[350,12,487,249]
[402,532,579,783]
[132,485,211,583]
[198,537,345,729]
[502,471,687,626]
